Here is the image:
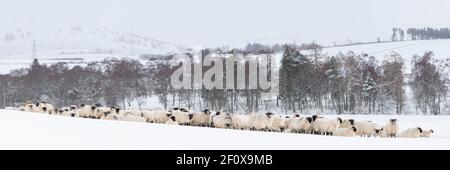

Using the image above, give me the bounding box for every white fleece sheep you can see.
[286,115,312,133]
[312,116,342,135]
[383,119,399,138]
[420,129,434,138]
[119,114,147,123]
[212,112,232,129]
[170,108,191,125]
[334,127,358,137]
[268,115,286,132]
[165,116,179,125]
[231,114,250,130]
[189,109,212,127]
[36,102,55,114]
[354,121,380,137]
[145,110,171,124]
[78,105,97,118]
[399,127,423,138]
[339,119,355,128]
[93,107,114,119]
[249,112,274,131]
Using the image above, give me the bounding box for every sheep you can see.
[93,107,114,119]
[334,127,358,137]
[420,129,434,138]
[339,119,355,128]
[383,119,399,138]
[145,110,171,124]
[249,112,274,131]
[268,115,286,132]
[119,114,147,123]
[170,108,191,125]
[165,116,179,125]
[78,105,97,118]
[189,109,212,127]
[212,112,232,129]
[354,121,380,137]
[231,114,250,130]
[399,127,423,138]
[286,115,312,133]
[312,115,342,135]
[36,102,55,114]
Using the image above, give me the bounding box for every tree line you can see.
[0,47,449,115]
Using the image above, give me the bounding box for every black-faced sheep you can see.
[165,115,179,125]
[312,115,342,135]
[354,121,380,137]
[382,119,399,138]
[268,115,286,132]
[212,112,232,129]
[249,112,274,131]
[420,129,434,138]
[189,109,212,127]
[334,127,358,137]
[399,127,423,138]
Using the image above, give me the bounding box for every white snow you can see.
[1,109,449,150]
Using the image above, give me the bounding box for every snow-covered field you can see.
[1,109,449,150]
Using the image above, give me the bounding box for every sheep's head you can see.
[70,106,77,110]
[351,127,357,132]
[349,119,355,125]
[91,106,96,111]
[94,103,102,107]
[294,114,300,117]
[389,119,397,124]
[166,113,172,117]
[203,109,211,115]
[180,108,188,112]
[418,127,423,133]
[431,130,434,133]
[265,112,274,118]
[188,113,194,120]
[115,108,120,114]
[170,115,176,122]
[58,110,64,114]
[42,107,47,112]
[306,117,313,124]
[80,104,85,108]
[312,115,318,121]
[215,112,221,116]
[337,117,343,124]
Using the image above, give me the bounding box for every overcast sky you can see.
[1,0,449,47]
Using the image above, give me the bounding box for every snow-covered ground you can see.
[1,109,449,150]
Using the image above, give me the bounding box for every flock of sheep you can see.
[12,101,434,138]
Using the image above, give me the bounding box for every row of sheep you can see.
[14,102,434,138]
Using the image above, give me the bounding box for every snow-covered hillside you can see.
[0,23,186,74]
[1,109,449,150]
[319,39,450,72]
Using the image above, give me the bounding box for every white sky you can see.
[1,0,449,47]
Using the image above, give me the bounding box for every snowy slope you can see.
[318,39,450,72]
[1,109,450,150]
[0,24,186,74]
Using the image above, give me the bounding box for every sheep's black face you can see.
[42,107,47,111]
[285,116,290,119]
[294,114,300,117]
[70,107,76,110]
[390,119,397,124]
[188,114,194,120]
[115,108,120,113]
[265,112,274,118]
[166,113,172,117]
[306,117,312,123]
[170,116,176,121]
[70,113,76,117]
[349,119,355,125]
[431,130,434,133]
[352,127,357,132]
[312,115,318,121]
[418,127,423,133]
[80,104,85,107]
[65,109,69,112]
[215,112,221,116]
[104,111,111,116]
[172,107,180,111]
[36,103,40,107]
[203,109,211,115]
[58,110,63,114]
[337,117,343,124]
